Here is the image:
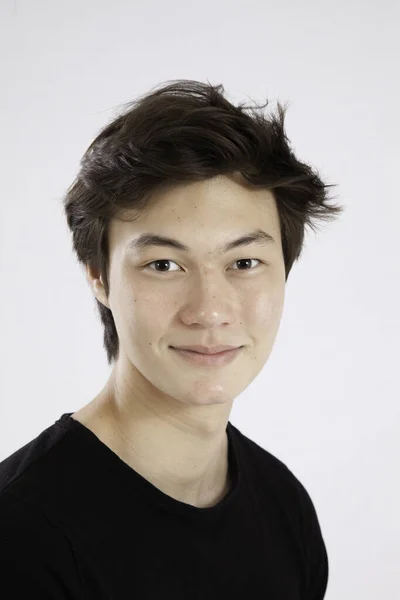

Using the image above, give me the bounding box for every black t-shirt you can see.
[0,413,329,599]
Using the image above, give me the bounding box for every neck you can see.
[72,370,232,508]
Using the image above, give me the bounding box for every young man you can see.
[0,79,343,598]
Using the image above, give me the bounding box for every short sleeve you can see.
[307,524,329,600]
[0,490,86,599]
[297,483,329,600]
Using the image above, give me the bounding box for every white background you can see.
[1,0,399,597]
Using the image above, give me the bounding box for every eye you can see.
[142,258,262,273]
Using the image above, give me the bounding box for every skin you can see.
[72,172,286,508]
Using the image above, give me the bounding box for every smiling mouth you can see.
[169,346,242,367]
[170,346,241,355]
[172,349,236,355]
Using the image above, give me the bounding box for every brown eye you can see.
[231,259,261,270]
[144,260,180,272]
[142,258,262,273]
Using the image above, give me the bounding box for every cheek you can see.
[246,288,284,329]
[122,290,170,336]
[116,274,284,338]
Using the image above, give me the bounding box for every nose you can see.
[178,275,237,328]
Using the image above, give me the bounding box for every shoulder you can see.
[231,424,329,599]
[0,490,86,599]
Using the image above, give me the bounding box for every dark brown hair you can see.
[62,79,344,365]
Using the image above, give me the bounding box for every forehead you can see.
[148,174,278,215]
[110,175,281,250]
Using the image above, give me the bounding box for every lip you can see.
[171,345,239,355]
[170,346,242,367]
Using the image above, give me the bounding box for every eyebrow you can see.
[126,229,276,254]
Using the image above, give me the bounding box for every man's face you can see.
[92,174,286,408]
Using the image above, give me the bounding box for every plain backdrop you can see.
[1,0,399,598]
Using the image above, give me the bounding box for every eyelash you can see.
[141,258,263,274]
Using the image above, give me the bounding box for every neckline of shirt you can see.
[56,412,243,521]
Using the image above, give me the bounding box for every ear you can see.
[85,264,111,309]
